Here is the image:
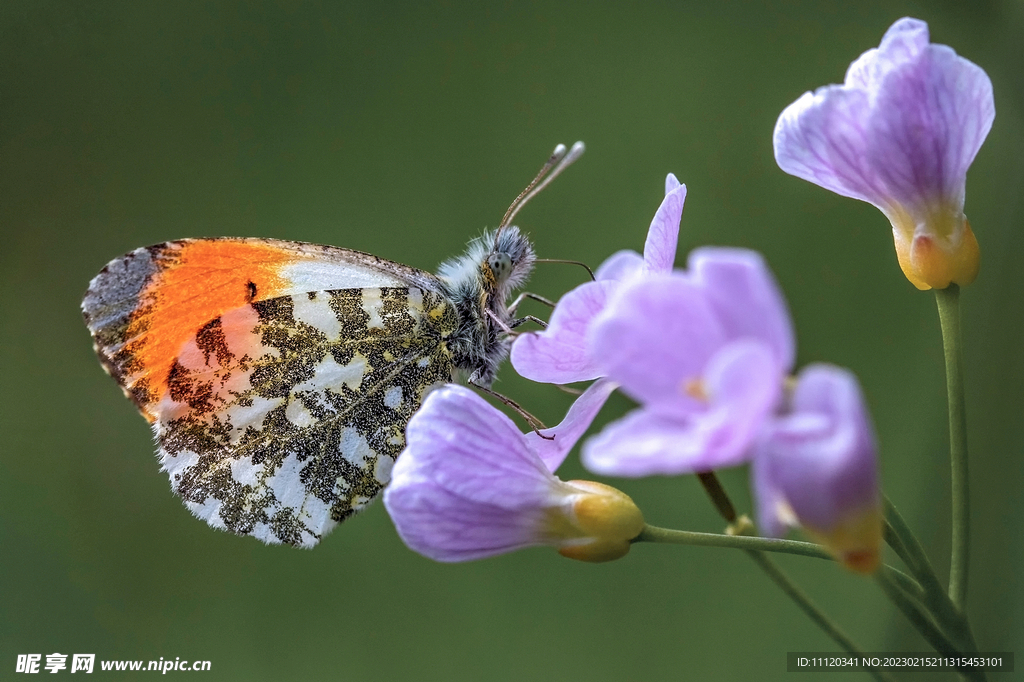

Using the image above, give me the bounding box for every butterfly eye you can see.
[488,252,513,283]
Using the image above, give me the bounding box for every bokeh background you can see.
[2,1,1022,679]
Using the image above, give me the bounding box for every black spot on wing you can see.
[195,318,234,367]
[167,361,215,414]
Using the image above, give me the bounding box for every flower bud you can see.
[551,481,645,563]
[892,209,980,290]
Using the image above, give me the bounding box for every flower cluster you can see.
[384,16,993,578]
[514,177,880,572]
[385,173,880,573]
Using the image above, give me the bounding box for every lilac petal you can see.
[774,19,931,206]
[867,43,994,210]
[589,273,726,413]
[384,384,615,563]
[755,364,878,533]
[775,16,994,221]
[595,249,644,281]
[774,85,887,206]
[526,378,617,471]
[689,247,796,372]
[845,18,929,90]
[701,339,784,463]
[582,408,706,477]
[642,175,686,274]
[582,340,780,476]
[510,280,619,384]
[398,385,559,508]
[384,477,551,562]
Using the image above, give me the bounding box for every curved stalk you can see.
[883,498,979,653]
[934,285,970,609]
[636,525,921,598]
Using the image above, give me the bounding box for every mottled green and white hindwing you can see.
[154,287,459,547]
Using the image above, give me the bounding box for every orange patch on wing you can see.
[126,240,296,417]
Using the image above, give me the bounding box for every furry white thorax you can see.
[435,225,535,387]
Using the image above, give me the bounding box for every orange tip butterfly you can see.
[82,141,584,548]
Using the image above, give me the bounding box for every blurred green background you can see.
[2,1,1022,679]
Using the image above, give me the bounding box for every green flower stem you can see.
[637,524,829,558]
[881,515,915,573]
[885,561,927,603]
[636,525,921,595]
[874,567,959,656]
[934,285,970,609]
[883,498,943,593]
[639,524,975,681]
[875,567,986,682]
[747,551,895,682]
[884,498,978,653]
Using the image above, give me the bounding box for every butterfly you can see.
[82,141,584,548]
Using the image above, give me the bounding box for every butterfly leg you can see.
[510,315,547,330]
[508,291,556,315]
[469,381,555,441]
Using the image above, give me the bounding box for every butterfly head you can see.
[436,225,534,312]
[477,140,585,304]
[436,142,584,386]
[486,225,536,296]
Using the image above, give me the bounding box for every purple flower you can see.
[753,365,882,574]
[774,17,993,290]
[577,247,882,570]
[382,380,644,563]
[510,174,686,383]
[581,247,794,476]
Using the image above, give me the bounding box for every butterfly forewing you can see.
[81,238,441,420]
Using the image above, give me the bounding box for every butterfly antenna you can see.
[534,258,596,281]
[498,144,566,230]
[496,141,585,238]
